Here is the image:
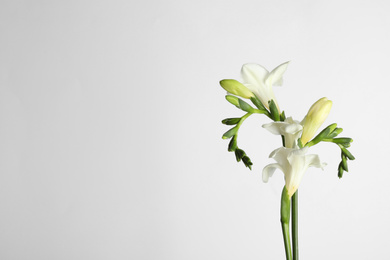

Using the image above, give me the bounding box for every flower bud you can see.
[220,79,254,99]
[301,97,332,145]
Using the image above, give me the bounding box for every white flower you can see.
[262,147,326,198]
[241,61,289,112]
[262,117,303,148]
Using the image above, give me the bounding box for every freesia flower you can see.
[262,147,326,198]
[241,61,289,112]
[301,97,332,146]
[262,117,303,148]
[219,79,255,99]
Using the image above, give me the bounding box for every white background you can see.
[0,0,388,259]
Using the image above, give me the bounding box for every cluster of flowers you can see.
[220,62,354,198]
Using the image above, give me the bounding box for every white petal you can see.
[306,154,327,170]
[265,61,290,87]
[241,63,268,86]
[262,163,282,182]
[262,122,285,135]
[269,147,291,170]
[284,123,303,135]
[287,148,307,171]
[242,83,260,98]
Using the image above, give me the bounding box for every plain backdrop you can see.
[0,0,389,259]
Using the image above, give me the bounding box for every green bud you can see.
[238,99,255,113]
[222,118,241,125]
[250,95,267,111]
[297,138,303,148]
[306,128,332,147]
[305,123,337,147]
[228,136,237,151]
[225,95,255,113]
[235,148,245,162]
[301,97,332,145]
[220,79,254,99]
[338,162,344,178]
[222,126,238,139]
[328,127,343,138]
[269,99,280,121]
[343,143,351,148]
[341,154,348,172]
[242,156,253,170]
[280,111,286,121]
[225,95,239,106]
[330,138,353,144]
[338,144,355,160]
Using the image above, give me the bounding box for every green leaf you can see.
[222,118,241,125]
[228,135,237,152]
[222,126,238,139]
[268,99,280,121]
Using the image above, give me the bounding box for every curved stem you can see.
[292,191,299,260]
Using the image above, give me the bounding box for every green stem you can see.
[281,222,292,260]
[292,191,299,260]
[281,187,292,260]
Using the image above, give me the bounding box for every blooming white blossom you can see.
[262,147,326,198]
[241,61,289,112]
[262,117,302,148]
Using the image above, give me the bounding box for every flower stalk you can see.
[281,187,292,260]
[292,191,299,260]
